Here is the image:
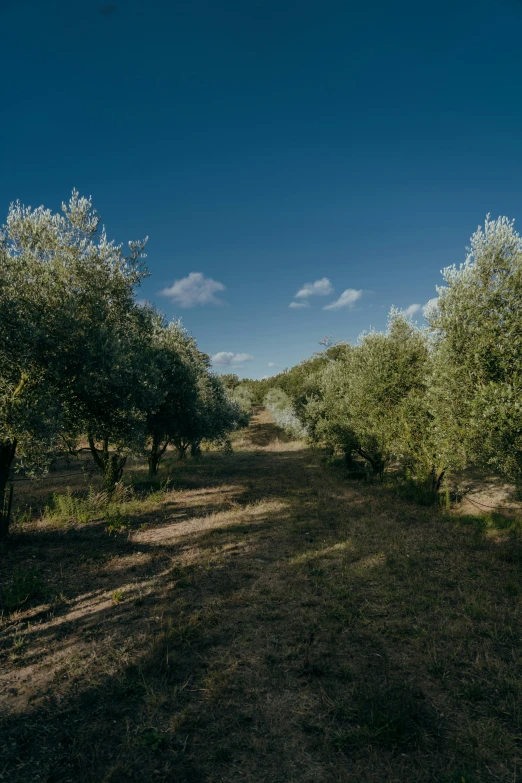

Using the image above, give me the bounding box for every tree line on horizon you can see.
[0,192,248,539]
[241,215,522,500]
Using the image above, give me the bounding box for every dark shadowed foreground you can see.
[1,409,522,782]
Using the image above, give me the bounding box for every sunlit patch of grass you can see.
[452,509,522,539]
[43,486,95,524]
[288,539,354,564]
[38,480,173,536]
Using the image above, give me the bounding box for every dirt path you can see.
[1,409,522,782]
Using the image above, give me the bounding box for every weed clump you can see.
[105,509,130,536]
[43,485,115,524]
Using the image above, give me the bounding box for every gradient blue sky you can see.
[2,0,522,378]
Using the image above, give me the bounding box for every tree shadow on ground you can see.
[2,412,522,782]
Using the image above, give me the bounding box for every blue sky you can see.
[2,0,522,379]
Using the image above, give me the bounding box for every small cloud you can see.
[160,272,226,308]
[295,277,333,299]
[289,301,310,309]
[267,362,278,367]
[212,352,235,366]
[324,289,362,311]
[403,303,421,318]
[212,351,253,366]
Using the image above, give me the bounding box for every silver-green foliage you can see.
[144,318,207,471]
[301,217,522,488]
[143,318,246,468]
[0,191,247,535]
[0,191,148,530]
[231,384,254,415]
[264,388,307,439]
[427,215,522,483]
[311,311,429,475]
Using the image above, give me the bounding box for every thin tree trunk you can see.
[104,453,126,491]
[88,433,105,471]
[357,448,386,477]
[88,434,127,491]
[148,437,169,478]
[190,441,202,459]
[177,442,189,461]
[0,439,17,540]
[148,452,159,478]
[431,468,446,492]
[343,450,355,469]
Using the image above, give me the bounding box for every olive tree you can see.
[307,354,359,465]
[82,302,158,490]
[264,388,307,438]
[189,373,247,455]
[0,191,149,535]
[219,374,240,393]
[312,312,428,475]
[231,383,254,416]
[143,319,204,475]
[427,215,522,484]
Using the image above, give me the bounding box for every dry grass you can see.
[1,408,522,782]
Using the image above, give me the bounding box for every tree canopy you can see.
[0,192,248,537]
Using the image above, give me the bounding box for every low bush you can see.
[264,389,307,439]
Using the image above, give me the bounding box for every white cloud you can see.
[267,362,278,367]
[323,288,362,311]
[160,272,226,308]
[403,303,421,318]
[212,352,235,366]
[289,301,310,309]
[295,277,333,299]
[212,351,253,366]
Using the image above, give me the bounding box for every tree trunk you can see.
[148,437,169,478]
[104,453,127,491]
[148,452,159,478]
[430,468,446,492]
[177,443,189,460]
[88,433,105,471]
[0,440,17,540]
[343,450,355,469]
[87,434,127,492]
[357,448,385,477]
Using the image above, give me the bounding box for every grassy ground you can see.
[1,408,522,782]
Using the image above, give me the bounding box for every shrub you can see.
[264,389,307,438]
[44,487,93,524]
